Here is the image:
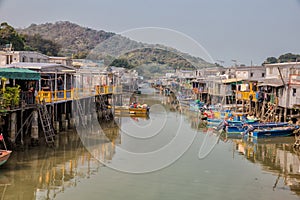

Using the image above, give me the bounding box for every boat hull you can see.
[206,118,222,127]
[0,150,12,166]
[226,126,245,134]
[129,108,149,116]
[249,127,296,138]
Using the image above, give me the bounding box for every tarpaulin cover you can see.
[0,68,40,80]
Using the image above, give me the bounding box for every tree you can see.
[264,57,277,64]
[110,58,134,69]
[263,53,300,65]
[278,53,300,63]
[23,34,61,56]
[0,22,25,50]
[72,51,88,59]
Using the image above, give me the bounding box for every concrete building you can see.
[263,62,300,108]
[0,50,72,66]
[234,66,266,81]
[0,51,49,65]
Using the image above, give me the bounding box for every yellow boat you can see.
[115,105,150,117]
[129,107,150,116]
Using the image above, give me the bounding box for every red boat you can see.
[0,134,12,166]
[0,150,12,166]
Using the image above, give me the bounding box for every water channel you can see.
[1,88,300,200]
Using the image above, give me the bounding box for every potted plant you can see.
[1,85,20,109]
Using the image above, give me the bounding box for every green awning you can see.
[0,67,40,80]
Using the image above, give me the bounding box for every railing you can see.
[35,85,122,103]
[37,89,73,103]
[95,85,122,95]
[0,85,123,109]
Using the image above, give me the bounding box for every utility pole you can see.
[232,59,238,111]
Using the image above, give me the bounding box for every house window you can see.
[22,56,26,62]
[37,59,40,63]
[5,55,12,64]
[30,58,33,62]
[250,72,253,77]
[262,73,265,77]
[6,55,9,64]
[293,88,296,96]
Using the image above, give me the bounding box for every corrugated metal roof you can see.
[258,79,284,87]
[221,78,243,84]
[4,62,75,72]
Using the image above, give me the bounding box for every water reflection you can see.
[179,104,300,197]
[0,120,120,200]
[2,92,300,199]
[231,137,300,196]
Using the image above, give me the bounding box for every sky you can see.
[0,0,300,66]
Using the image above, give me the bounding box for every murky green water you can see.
[1,91,300,200]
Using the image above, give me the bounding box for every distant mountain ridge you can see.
[17,21,215,69]
[17,21,115,56]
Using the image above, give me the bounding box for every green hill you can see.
[17,21,215,69]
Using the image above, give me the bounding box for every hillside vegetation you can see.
[18,21,115,58]
[17,21,214,69]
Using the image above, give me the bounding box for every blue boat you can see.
[226,119,259,126]
[207,118,223,127]
[225,121,256,138]
[225,125,246,138]
[189,100,204,112]
[225,122,290,138]
[250,127,296,138]
[243,123,298,138]
[209,117,258,132]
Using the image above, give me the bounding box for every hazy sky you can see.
[1,0,300,66]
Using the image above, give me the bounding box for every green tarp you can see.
[0,68,40,80]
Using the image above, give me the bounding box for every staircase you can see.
[260,103,277,122]
[38,105,55,146]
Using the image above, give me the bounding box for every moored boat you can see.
[0,150,12,166]
[189,100,204,112]
[249,126,296,138]
[115,104,150,117]
[129,107,149,115]
[129,102,150,116]
[225,122,291,138]
[206,118,223,127]
[0,134,12,166]
[225,125,246,138]
[243,123,299,138]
